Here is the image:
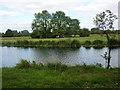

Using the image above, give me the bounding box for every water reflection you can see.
[2,46,119,67]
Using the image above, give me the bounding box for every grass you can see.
[1,34,120,47]
[2,60,119,88]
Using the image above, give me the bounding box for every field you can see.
[2,66,119,88]
[1,34,119,43]
[0,34,109,42]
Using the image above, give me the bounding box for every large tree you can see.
[51,11,67,38]
[32,10,52,38]
[70,19,80,37]
[94,10,117,69]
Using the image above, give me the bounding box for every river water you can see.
[1,46,119,68]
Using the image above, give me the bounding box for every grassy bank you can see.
[2,60,119,88]
[1,34,120,48]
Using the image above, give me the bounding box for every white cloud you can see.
[0,10,23,18]
[0,0,119,32]
[0,21,32,32]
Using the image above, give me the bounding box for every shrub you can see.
[31,61,44,69]
[83,41,91,45]
[95,63,102,68]
[16,59,31,68]
[92,40,103,45]
[45,62,68,72]
[71,40,81,48]
[57,40,71,47]
[108,38,120,45]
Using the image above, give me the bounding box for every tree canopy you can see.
[31,10,88,38]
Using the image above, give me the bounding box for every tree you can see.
[94,10,117,69]
[5,29,13,37]
[79,28,90,37]
[31,30,40,38]
[91,28,103,34]
[64,16,72,37]
[31,10,52,38]
[51,11,67,38]
[20,30,30,36]
[12,30,19,37]
[70,19,80,37]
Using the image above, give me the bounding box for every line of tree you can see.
[31,10,90,38]
[90,28,120,34]
[1,29,30,37]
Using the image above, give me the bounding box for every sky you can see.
[0,0,119,33]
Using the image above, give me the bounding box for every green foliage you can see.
[3,60,119,88]
[45,62,68,72]
[83,40,91,45]
[94,10,117,31]
[5,29,13,37]
[95,63,102,68]
[71,40,81,48]
[16,60,31,69]
[30,30,40,38]
[92,40,103,45]
[3,29,30,37]
[107,38,120,46]
[31,10,81,38]
[79,28,90,37]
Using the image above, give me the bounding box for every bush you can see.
[45,62,68,72]
[71,40,81,48]
[95,63,102,68]
[16,59,31,68]
[92,40,103,45]
[57,40,71,47]
[108,38,120,45]
[83,41,91,45]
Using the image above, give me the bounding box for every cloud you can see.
[0,0,119,32]
[0,10,23,18]
[0,21,32,32]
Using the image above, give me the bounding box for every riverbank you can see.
[1,34,120,48]
[2,60,119,88]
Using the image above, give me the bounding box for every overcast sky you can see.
[0,0,119,33]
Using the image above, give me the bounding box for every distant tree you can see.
[79,28,90,37]
[91,28,103,34]
[94,10,117,69]
[12,30,19,37]
[20,30,30,36]
[0,33,2,37]
[5,29,13,37]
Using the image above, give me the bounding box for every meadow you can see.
[2,60,119,88]
[1,34,109,42]
[1,34,120,48]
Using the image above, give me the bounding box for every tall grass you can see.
[16,60,68,72]
[2,38,120,48]
[2,39,81,48]
[3,60,118,88]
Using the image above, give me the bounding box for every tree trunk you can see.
[105,32,111,69]
[107,48,111,69]
[105,33,110,42]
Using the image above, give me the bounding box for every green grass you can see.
[2,60,119,88]
[1,34,108,42]
[2,66,119,88]
[1,34,120,47]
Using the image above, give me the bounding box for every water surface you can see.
[1,46,119,67]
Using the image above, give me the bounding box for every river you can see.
[1,46,119,68]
